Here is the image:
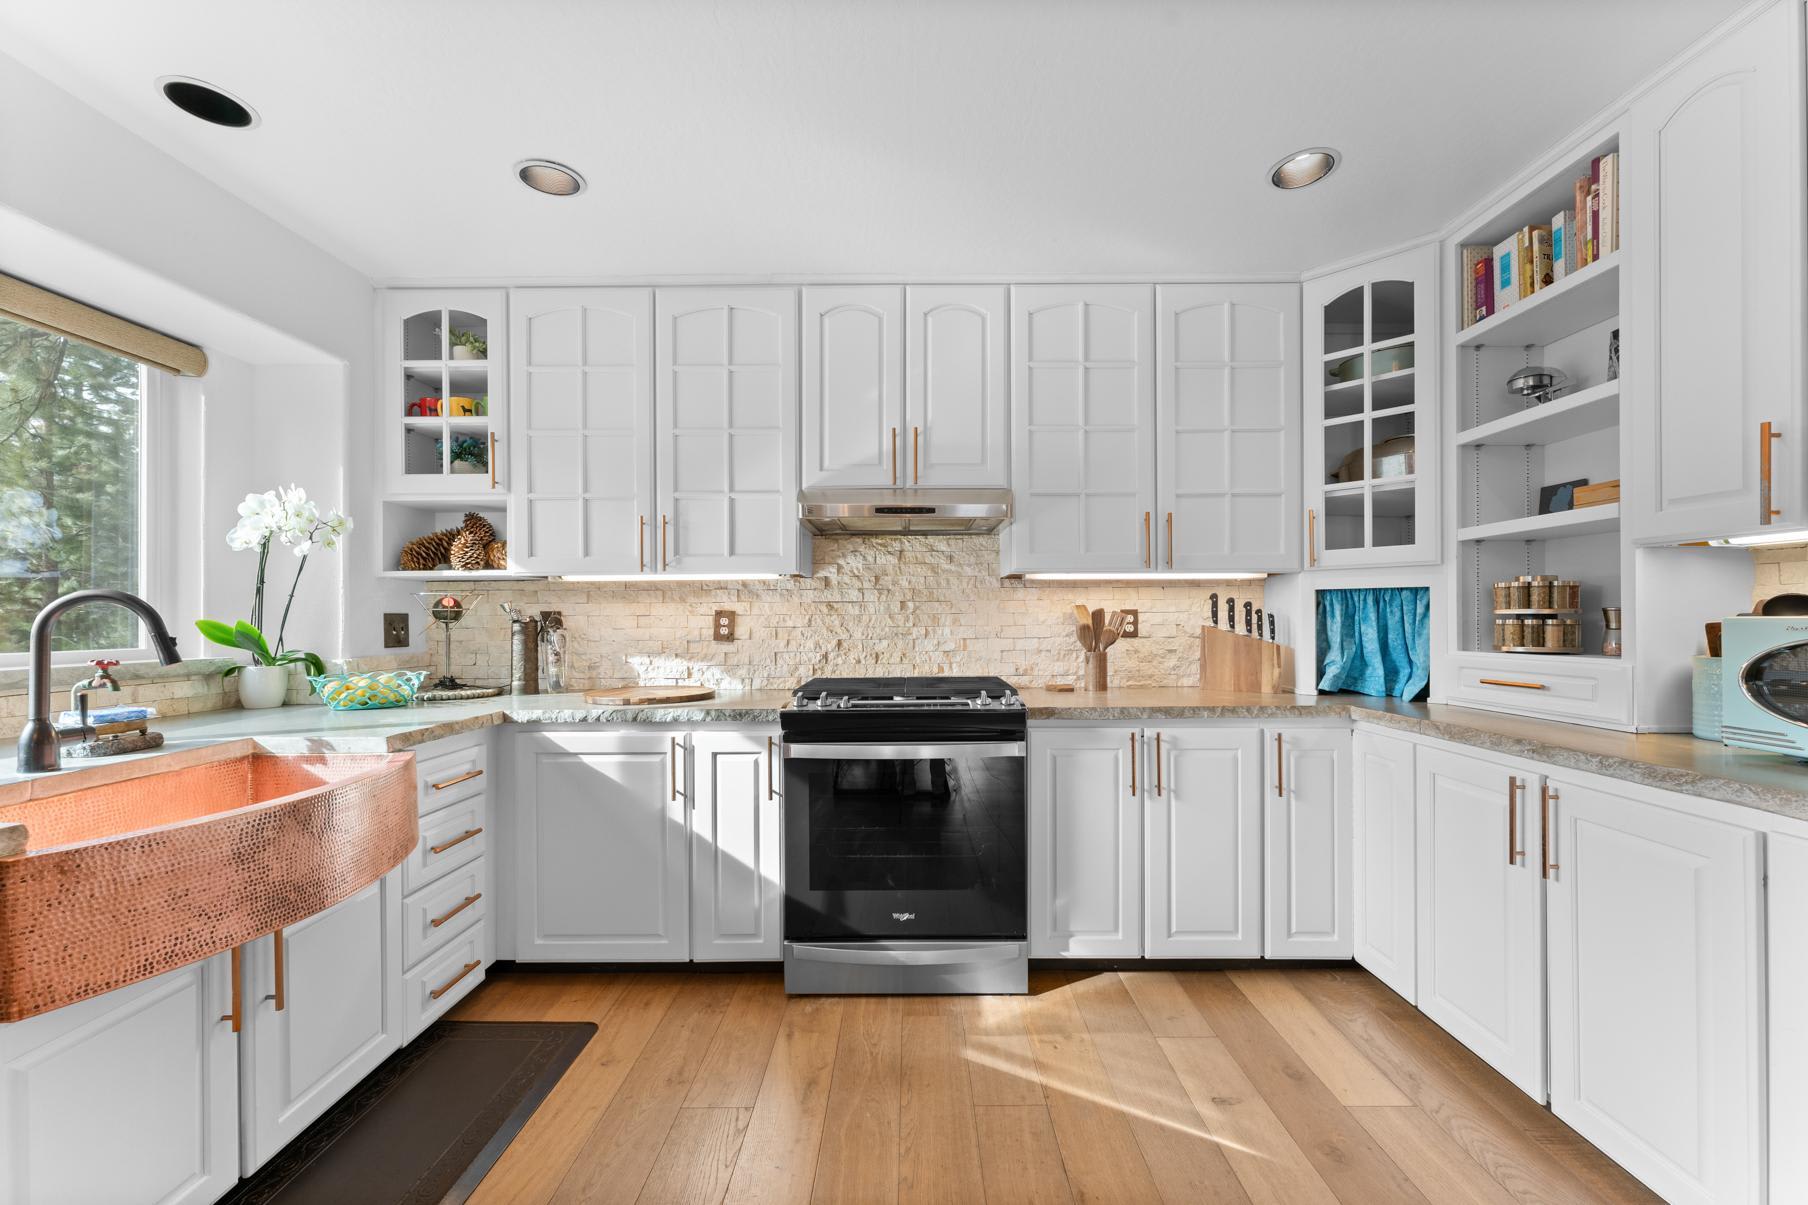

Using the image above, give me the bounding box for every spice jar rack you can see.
[1492,575,1583,654]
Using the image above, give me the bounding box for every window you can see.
[0,314,151,657]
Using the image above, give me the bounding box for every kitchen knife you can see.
[1255,607,1264,641]
[1209,593,1219,628]
[1243,601,1253,636]
[1225,596,1235,630]
[1267,613,1277,642]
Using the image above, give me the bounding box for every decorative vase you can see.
[238,664,289,709]
[451,344,478,361]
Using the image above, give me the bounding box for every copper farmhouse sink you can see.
[0,749,417,1021]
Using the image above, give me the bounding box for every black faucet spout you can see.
[15,590,183,773]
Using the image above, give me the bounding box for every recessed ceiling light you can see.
[157,76,259,128]
[516,160,586,197]
[1270,147,1339,189]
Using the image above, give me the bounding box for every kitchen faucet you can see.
[15,590,183,773]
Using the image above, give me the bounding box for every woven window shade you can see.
[0,272,207,377]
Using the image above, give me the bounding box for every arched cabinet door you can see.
[1302,244,1439,568]
[802,287,903,489]
[383,289,507,495]
[508,288,654,575]
[1156,284,1301,573]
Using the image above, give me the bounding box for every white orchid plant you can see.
[197,485,351,681]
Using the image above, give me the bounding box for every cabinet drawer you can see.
[402,862,487,968]
[404,797,488,894]
[1445,655,1633,727]
[403,922,486,1041]
[415,742,489,815]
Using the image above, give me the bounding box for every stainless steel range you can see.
[781,675,1028,995]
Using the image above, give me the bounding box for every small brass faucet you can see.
[67,658,122,735]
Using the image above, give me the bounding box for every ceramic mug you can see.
[409,397,440,417]
[445,396,478,417]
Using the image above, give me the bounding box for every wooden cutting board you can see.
[584,685,717,705]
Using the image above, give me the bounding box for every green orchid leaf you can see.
[195,618,239,648]
[232,621,274,663]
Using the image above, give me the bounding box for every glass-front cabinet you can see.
[383,289,507,494]
[1302,244,1438,567]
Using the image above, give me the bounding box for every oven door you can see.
[783,738,1026,942]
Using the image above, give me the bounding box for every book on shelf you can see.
[1599,152,1619,257]
[1460,245,1492,327]
[1574,176,1592,268]
[1492,234,1521,312]
[1528,225,1554,291]
[1551,209,1571,280]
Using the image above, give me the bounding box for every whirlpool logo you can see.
[892,912,916,922]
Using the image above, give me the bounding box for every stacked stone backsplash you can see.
[419,535,1261,692]
[1752,542,1808,606]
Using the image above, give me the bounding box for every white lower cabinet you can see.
[1351,729,1415,1001]
[514,730,691,961]
[690,730,784,960]
[1029,727,1142,957]
[1544,776,1763,1205]
[1413,746,1547,1101]
[239,873,403,1172]
[1264,728,1352,958]
[1143,727,1262,957]
[0,953,239,1205]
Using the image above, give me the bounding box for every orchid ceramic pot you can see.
[238,664,289,709]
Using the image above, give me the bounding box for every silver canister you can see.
[510,615,540,694]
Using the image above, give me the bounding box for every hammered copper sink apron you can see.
[0,749,418,1022]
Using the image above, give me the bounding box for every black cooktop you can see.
[792,675,1017,701]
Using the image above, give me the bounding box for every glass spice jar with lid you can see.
[1528,575,1557,611]
[1509,577,1532,610]
[1562,617,1581,649]
[1499,616,1525,648]
[1542,617,1565,649]
[1493,580,1514,610]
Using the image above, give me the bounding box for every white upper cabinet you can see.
[656,288,804,574]
[1302,244,1438,567]
[1144,727,1263,957]
[1008,285,1156,573]
[1624,0,1805,543]
[383,288,508,495]
[509,288,655,574]
[1157,284,1300,572]
[909,286,1010,487]
[802,287,904,488]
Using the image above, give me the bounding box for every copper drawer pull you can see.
[1543,784,1561,879]
[430,768,483,791]
[430,959,481,1000]
[1506,779,1524,865]
[1129,731,1137,796]
[1154,731,1163,797]
[429,826,483,855]
[431,892,483,928]
[767,735,777,800]
[221,944,243,1032]
[272,928,286,1012]
[891,427,898,485]
[638,514,646,572]
[661,513,670,571]
[1275,732,1285,797]
[913,426,921,484]
[1166,512,1174,567]
[672,736,684,803]
[1479,678,1547,690]
[1762,422,1782,524]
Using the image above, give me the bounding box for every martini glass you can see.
[412,592,483,690]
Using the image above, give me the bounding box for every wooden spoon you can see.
[1073,603,1095,650]
[1091,608,1106,649]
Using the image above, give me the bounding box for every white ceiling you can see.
[0,0,1746,283]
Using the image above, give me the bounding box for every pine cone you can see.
[460,511,496,544]
[398,527,458,571]
[449,529,491,571]
[485,540,508,570]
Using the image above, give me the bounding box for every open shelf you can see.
[1457,379,1621,447]
[1455,255,1619,349]
[376,569,543,580]
[1459,502,1620,543]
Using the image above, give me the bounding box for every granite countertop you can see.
[4,686,1805,823]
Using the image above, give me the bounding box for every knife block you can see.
[1201,626,1294,694]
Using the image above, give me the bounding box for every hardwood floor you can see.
[449,967,1660,1205]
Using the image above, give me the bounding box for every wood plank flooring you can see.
[451,967,1660,1205]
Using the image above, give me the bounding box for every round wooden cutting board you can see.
[584,685,717,705]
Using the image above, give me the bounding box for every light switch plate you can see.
[382,612,409,648]
[1119,609,1139,638]
[713,610,736,642]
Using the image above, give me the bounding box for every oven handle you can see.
[788,942,1024,966]
[783,741,1026,760]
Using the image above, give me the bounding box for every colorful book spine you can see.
[1529,225,1554,290]
[1600,152,1618,255]
[1574,177,1592,268]
[1492,235,1520,311]
[1460,246,1488,327]
[1517,227,1534,298]
[1472,254,1493,324]
[1551,211,1569,281]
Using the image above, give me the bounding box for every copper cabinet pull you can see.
[1543,784,1561,879]
[430,959,482,1001]
[661,514,669,571]
[221,944,243,1032]
[1143,511,1152,566]
[1129,731,1137,797]
[891,427,898,485]
[1479,678,1547,690]
[1307,509,1317,567]
[638,514,646,572]
[431,892,483,928]
[429,826,483,855]
[488,432,498,490]
[913,426,920,484]
[272,928,286,1012]
[1507,779,1524,865]
[1165,512,1174,567]
[430,768,483,791]
[767,736,777,801]
[671,735,684,803]
[1154,731,1163,797]
[1274,732,1284,797]
[1761,422,1782,524]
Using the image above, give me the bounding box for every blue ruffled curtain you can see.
[1317,588,1430,700]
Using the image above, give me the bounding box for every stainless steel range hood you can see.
[798,488,1011,535]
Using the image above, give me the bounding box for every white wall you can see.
[0,50,403,659]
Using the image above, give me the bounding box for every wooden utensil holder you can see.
[1200,626,1293,694]
[1083,651,1109,692]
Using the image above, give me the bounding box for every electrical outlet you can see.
[713,610,736,642]
[382,612,409,648]
[1119,609,1139,638]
